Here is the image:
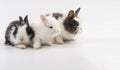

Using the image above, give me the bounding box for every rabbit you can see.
[5,15,34,49]
[30,15,61,49]
[47,8,82,44]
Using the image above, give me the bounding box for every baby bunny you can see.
[30,15,61,49]
[49,8,82,44]
[5,15,34,49]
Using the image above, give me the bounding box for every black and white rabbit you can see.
[5,15,34,49]
[47,8,82,44]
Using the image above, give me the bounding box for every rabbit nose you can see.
[20,38,23,41]
[54,31,57,33]
[54,30,59,33]
[56,30,58,32]
[57,30,60,33]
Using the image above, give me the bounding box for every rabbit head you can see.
[40,15,61,37]
[15,15,34,41]
[63,8,81,34]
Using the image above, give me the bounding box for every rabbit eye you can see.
[49,26,53,29]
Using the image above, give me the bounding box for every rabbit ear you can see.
[67,10,74,19]
[75,8,81,16]
[19,16,23,21]
[40,15,46,22]
[24,15,28,23]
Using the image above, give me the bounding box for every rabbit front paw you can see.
[33,44,41,50]
[17,44,26,49]
[56,40,64,45]
[47,41,53,46]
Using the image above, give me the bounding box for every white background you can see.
[0,0,120,70]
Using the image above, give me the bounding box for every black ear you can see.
[19,16,23,21]
[75,8,81,16]
[24,15,28,23]
[67,10,74,19]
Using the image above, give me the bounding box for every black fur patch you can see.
[13,27,18,38]
[4,37,14,46]
[5,26,11,45]
[26,26,34,40]
[63,19,79,34]
[52,13,63,20]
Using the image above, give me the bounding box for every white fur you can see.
[30,15,61,49]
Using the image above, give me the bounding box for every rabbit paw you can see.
[47,42,53,46]
[54,36,64,45]
[56,40,64,45]
[70,39,76,41]
[33,44,40,50]
[17,45,26,49]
